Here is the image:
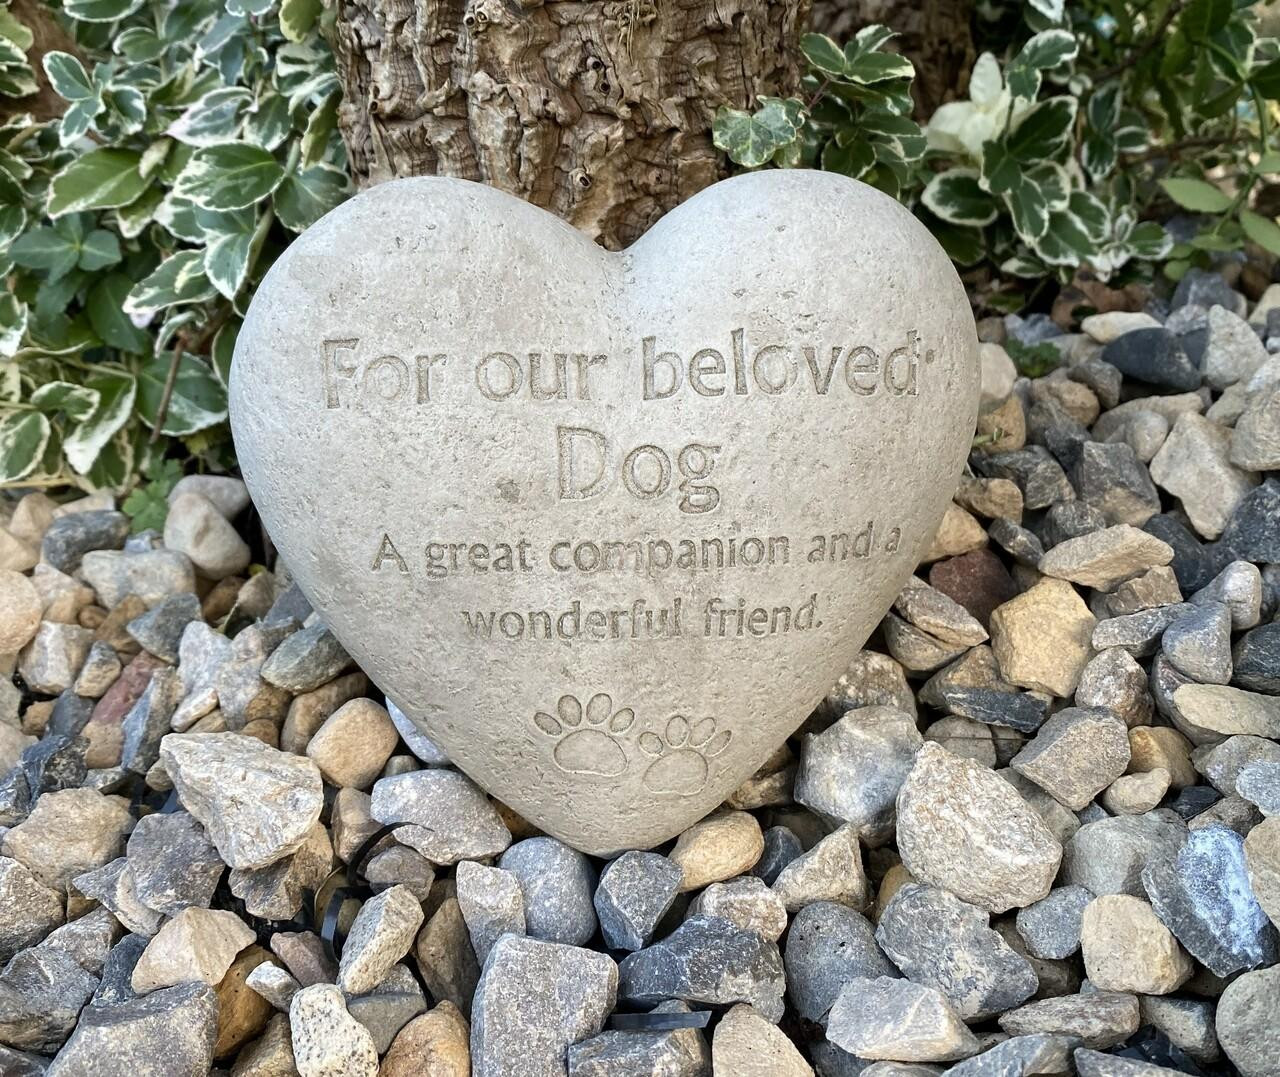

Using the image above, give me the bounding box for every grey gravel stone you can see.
[794,707,922,845]
[19,621,94,695]
[0,944,99,1053]
[1138,994,1220,1066]
[567,1000,709,1076]
[345,961,426,1054]
[1162,602,1233,684]
[1092,603,1194,657]
[40,510,129,573]
[688,876,787,942]
[771,823,869,913]
[1150,413,1258,540]
[753,825,803,885]
[784,901,897,1024]
[1014,884,1092,960]
[998,990,1139,1050]
[1038,525,1172,591]
[472,935,617,1077]
[1142,823,1278,977]
[169,621,232,732]
[1215,963,1280,1077]
[1233,622,1280,693]
[1196,735,1280,798]
[125,593,202,664]
[940,1035,1074,1077]
[125,810,223,916]
[1191,560,1263,629]
[1101,328,1199,391]
[160,732,323,870]
[1062,810,1187,897]
[413,897,479,1017]
[1071,441,1162,528]
[0,855,64,963]
[1203,304,1270,389]
[259,621,352,693]
[594,850,682,952]
[44,982,217,1077]
[826,976,980,1063]
[456,860,526,964]
[1073,1047,1184,1077]
[370,770,510,865]
[1011,707,1130,811]
[73,857,162,937]
[896,743,1062,913]
[1075,648,1152,727]
[162,492,251,581]
[875,883,1037,1020]
[499,837,597,947]
[80,549,196,608]
[619,914,784,1021]
[119,667,183,776]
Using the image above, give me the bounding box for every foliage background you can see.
[0,0,346,494]
[0,0,1277,504]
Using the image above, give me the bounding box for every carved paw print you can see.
[639,715,731,795]
[534,694,635,778]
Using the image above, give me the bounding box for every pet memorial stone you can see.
[230,170,979,854]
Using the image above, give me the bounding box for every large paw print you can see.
[639,715,731,795]
[534,694,635,778]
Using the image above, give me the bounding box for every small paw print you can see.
[639,715,731,795]
[534,694,635,778]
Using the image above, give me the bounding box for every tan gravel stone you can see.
[1038,525,1173,591]
[1128,727,1197,788]
[920,503,988,563]
[713,1003,812,1076]
[380,1000,470,1077]
[0,570,41,654]
[1102,769,1171,815]
[291,983,378,1077]
[1,787,134,889]
[132,907,257,993]
[990,578,1096,697]
[1244,817,1279,931]
[1081,895,1192,994]
[670,810,763,892]
[305,698,399,790]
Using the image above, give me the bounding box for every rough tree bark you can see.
[330,0,810,249]
[809,0,975,116]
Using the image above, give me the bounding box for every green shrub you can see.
[0,0,348,488]
[716,1,1280,309]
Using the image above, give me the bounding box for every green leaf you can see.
[1127,220,1172,260]
[273,165,348,232]
[712,101,802,169]
[1240,209,1280,257]
[42,51,95,101]
[205,228,255,300]
[243,92,292,151]
[137,353,228,436]
[124,250,217,315]
[0,9,34,50]
[821,138,875,178]
[1006,178,1050,243]
[63,0,145,22]
[64,370,136,474]
[300,91,339,166]
[0,205,26,249]
[78,229,121,272]
[1007,30,1078,99]
[931,223,985,266]
[1159,177,1233,213]
[211,320,239,388]
[47,148,149,217]
[1254,58,1280,101]
[168,88,251,147]
[800,33,847,78]
[280,0,323,41]
[980,139,1021,196]
[31,380,100,422]
[0,293,28,357]
[922,169,998,226]
[1182,0,1232,43]
[87,273,151,351]
[1033,210,1097,267]
[0,411,49,482]
[10,227,79,281]
[1007,97,1077,161]
[845,51,914,85]
[173,143,286,211]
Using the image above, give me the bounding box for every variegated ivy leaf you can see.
[43,51,96,102]
[173,143,286,211]
[273,164,349,233]
[168,88,252,147]
[1001,252,1049,279]
[0,293,28,357]
[845,51,914,86]
[712,99,803,169]
[1068,191,1110,244]
[61,368,135,471]
[1025,162,1070,212]
[244,92,292,151]
[922,169,999,227]
[0,410,49,482]
[211,320,239,388]
[31,380,101,422]
[123,250,217,315]
[47,148,149,217]
[800,33,846,78]
[1027,0,1065,21]
[1006,30,1078,100]
[198,208,259,299]
[822,138,875,179]
[281,0,324,42]
[63,0,145,23]
[86,273,150,351]
[301,91,340,167]
[1006,176,1050,244]
[1031,209,1096,267]
[136,353,227,436]
[1006,97,1077,162]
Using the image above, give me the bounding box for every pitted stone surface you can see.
[230,171,979,852]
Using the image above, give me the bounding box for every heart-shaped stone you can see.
[230,170,978,854]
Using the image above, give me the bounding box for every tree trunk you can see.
[329,0,810,249]
[808,0,974,117]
